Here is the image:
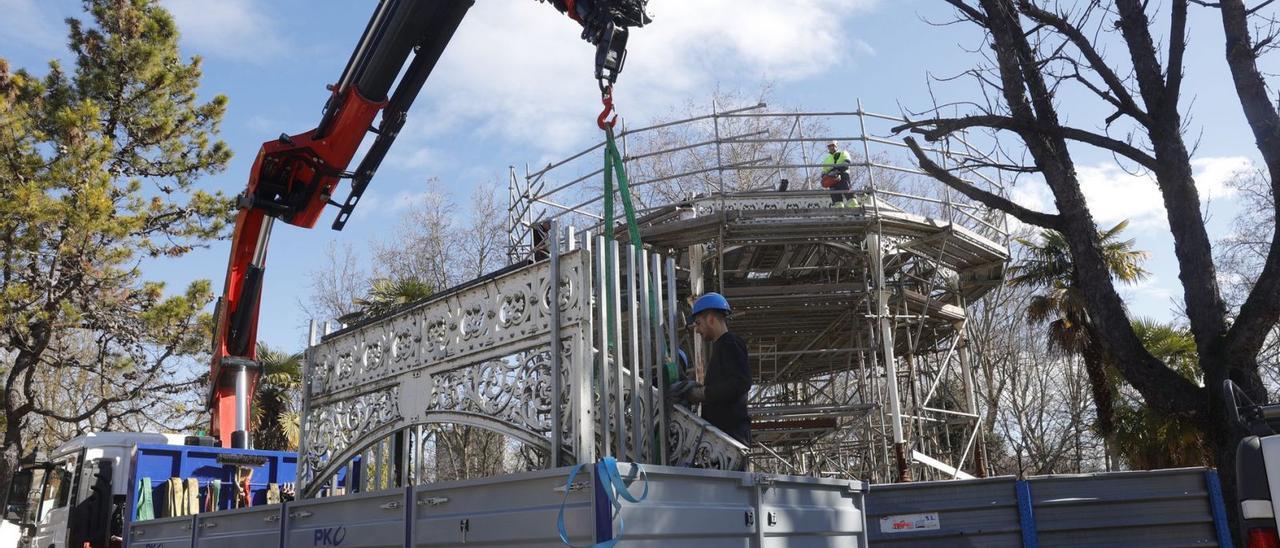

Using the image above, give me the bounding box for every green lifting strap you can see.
[602,127,678,462]
[135,477,154,521]
[601,126,644,359]
[207,478,222,512]
[603,127,670,356]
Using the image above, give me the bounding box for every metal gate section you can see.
[301,248,591,494]
[300,238,747,497]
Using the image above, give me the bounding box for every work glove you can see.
[688,384,706,403]
[669,379,695,397]
[669,380,705,403]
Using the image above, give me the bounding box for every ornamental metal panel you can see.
[301,241,750,498]
[301,250,591,494]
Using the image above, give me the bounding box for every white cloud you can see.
[1006,156,1252,231]
[161,0,285,62]
[1190,156,1251,201]
[1006,182,1050,235]
[349,189,384,222]
[0,0,65,51]
[246,114,282,133]
[1119,275,1174,305]
[389,147,442,171]
[1077,156,1249,229]
[392,0,880,161]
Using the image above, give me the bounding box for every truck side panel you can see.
[193,505,284,548]
[410,467,594,547]
[284,489,407,548]
[128,515,195,548]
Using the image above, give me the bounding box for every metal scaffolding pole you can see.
[868,230,910,482]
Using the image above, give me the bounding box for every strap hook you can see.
[597,84,618,130]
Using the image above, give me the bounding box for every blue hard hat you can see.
[691,292,731,318]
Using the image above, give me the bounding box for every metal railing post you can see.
[549,219,563,467]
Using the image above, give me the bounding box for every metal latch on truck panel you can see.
[418,496,449,506]
[555,480,590,493]
[742,473,776,488]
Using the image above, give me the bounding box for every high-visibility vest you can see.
[822,150,852,172]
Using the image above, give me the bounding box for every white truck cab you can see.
[1226,380,1280,547]
[2,432,188,548]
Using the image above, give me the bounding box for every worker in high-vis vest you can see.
[821,140,859,207]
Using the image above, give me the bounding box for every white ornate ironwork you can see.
[691,191,863,215]
[668,406,749,470]
[301,242,748,498]
[307,257,585,405]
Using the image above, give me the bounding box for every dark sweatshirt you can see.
[702,331,752,443]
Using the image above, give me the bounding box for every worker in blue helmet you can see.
[671,292,752,445]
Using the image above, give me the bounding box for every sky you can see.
[0,0,1267,352]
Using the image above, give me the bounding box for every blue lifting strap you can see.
[557,457,649,547]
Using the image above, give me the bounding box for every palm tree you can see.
[1007,220,1149,437]
[341,276,435,323]
[1110,319,1211,469]
[253,343,302,451]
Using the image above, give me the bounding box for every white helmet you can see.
[827,140,839,148]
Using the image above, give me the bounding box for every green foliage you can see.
[252,343,302,451]
[0,0,232,461]
[1007,220,1149,437]
[1010,221,1148,356]
[1110,320,1211,469]
[344,276,435,323]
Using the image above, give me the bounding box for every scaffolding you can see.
[507,101,1011,483]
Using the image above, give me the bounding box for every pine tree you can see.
[0,0,231,499]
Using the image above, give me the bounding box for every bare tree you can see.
[300,241,367,324]
[967,239,1109,477]
[891,1,1279,526]
[618,86,832,207]
[457,180,509,279]
[21,329,205,454]
[374,178,460,292]
[1217,170,1280,381]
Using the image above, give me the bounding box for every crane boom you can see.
[209,0,649,448]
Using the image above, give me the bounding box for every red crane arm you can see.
[209,0,649,448]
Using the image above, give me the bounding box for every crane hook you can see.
[598,84,618,130]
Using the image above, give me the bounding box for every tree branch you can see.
[1226,233,1280,363]
[895,114,1159,171]
[904,136,1062,228]
[1167,0,1189,102]
[946,0,989,23]
[1017,0,1154,126]
[1216,0,1280,361]
[1115,0,1175,114]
